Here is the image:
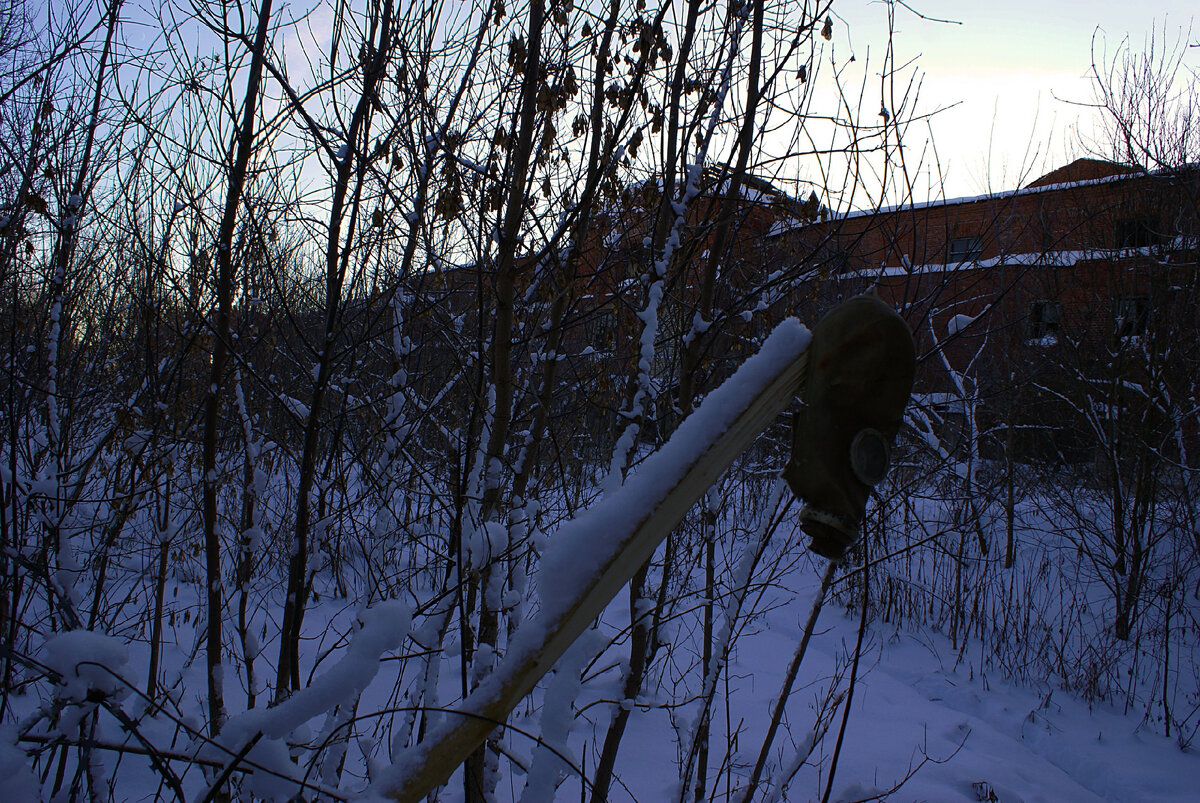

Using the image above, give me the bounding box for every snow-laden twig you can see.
[217,600,411,799]
[519,630,605,802]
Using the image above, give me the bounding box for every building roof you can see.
[1023,158,1140,189]
[768,160,1163,236]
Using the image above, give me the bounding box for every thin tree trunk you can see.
[464,1,545,797]
[202,0,274,735]
[147,533,169,704]
[693,504,716,803]
[276,0,393,698]
[589,565,650,803]
[741,560,836,802]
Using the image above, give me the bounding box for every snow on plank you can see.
[372,317,811,801]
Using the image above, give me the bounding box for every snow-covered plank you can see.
[373,319,811,801]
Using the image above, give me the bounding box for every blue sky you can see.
[22,0,1193,204]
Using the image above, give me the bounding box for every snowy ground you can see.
[504,565,1200,803]
[749,603,1200,802]
[7,551,1199,801]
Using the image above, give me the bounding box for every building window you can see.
[1115,215,1166,249]
[1114,296,1150,338]
[947,236,983,263]
[585,308,616,349]
[1028,300,1061,343]
[819,235,852,274]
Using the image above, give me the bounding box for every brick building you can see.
[401,159,1198,464]
[773,159,1200,463]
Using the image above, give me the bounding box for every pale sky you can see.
[836,0,1198,200]
[25,0,1194,206]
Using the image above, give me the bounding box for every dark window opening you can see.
[1114,296,1150,338]
[826,250,851,274]
[947,236,983,263]
[1115,216,1167,249]
[817,235,853,274]
[584,309,616,349]
[1029,300,1061,341]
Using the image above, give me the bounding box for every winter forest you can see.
[1,0,1199,799]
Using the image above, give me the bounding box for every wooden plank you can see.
[378,321,810,801]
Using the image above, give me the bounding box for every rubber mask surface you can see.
[783,293,916,559]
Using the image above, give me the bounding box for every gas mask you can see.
[783,293,916,560]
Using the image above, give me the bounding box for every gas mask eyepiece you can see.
[850,428,890,487]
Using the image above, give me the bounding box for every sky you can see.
[837,0,1198,200]
[21,0,1194,207]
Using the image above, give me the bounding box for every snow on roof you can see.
[837,240,1183,279]
[770,162,1197,237]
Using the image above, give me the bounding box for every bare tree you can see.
[0,0,951,798]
